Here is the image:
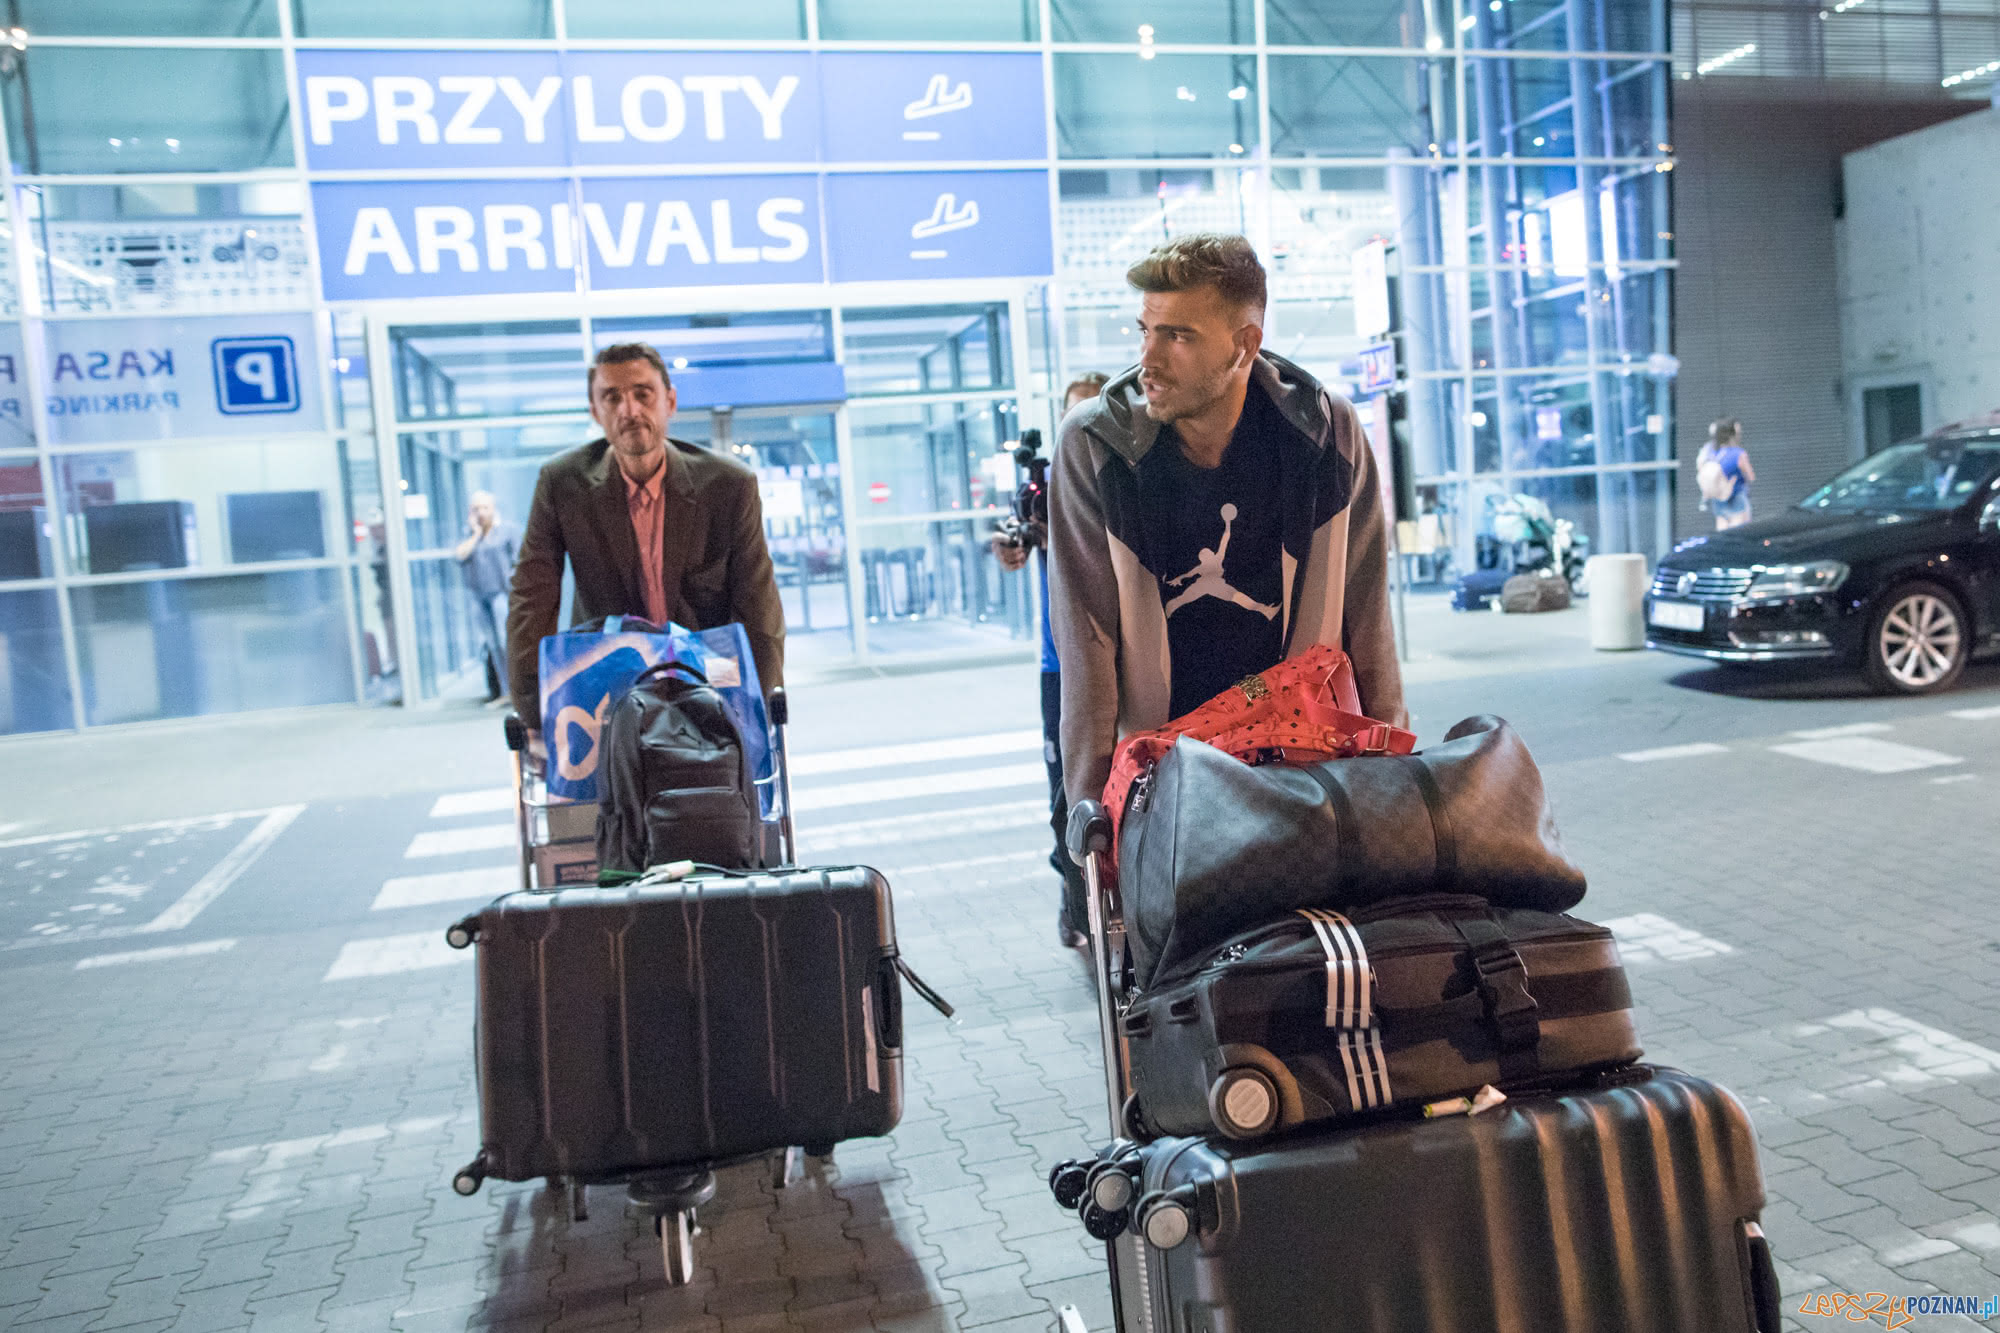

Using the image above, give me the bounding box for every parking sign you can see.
[212,336,300,415]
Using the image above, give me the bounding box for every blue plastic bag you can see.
[538,616,773,808]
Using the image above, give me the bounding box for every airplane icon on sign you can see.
[911,193,979,241]
[904,75,973,120]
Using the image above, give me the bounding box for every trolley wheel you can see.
[504,713,528,751]
[1079,1199,1130,1242]
[655,1208,698,1286]
[772,1146,803,1190]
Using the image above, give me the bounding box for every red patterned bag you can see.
[1101,645,1416,870]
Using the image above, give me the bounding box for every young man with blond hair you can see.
[1049,233,1405,807]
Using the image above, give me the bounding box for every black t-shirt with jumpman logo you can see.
[1137,385,1287,717]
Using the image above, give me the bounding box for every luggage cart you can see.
[1059,798,1156,1333]
[458,688,804,1285]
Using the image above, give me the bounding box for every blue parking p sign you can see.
[212,336,300,415]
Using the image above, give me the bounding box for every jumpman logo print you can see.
[1163,503,1279,620]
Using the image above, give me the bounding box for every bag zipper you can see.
[1128,764,1158,816]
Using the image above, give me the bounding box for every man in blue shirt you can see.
[994,372,1107,950]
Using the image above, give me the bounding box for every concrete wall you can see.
[1837,109,2000,437]
[1670,85,1976,537]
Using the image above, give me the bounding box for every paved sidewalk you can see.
[3,596,1998,1330]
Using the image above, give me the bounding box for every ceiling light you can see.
[1228,143,1245,154]
[1137,23,1154,38]
[1532,135,1545,146]
[1425,33,1444,51]
[672,356,690,369]
[1458,14,1477,30]
[1695,42,1756,76]
[1176,86,1196,101]
[1228,85,1249,100]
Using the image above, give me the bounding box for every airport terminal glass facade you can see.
[0,0,1672,733]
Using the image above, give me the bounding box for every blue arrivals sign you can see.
[824,171,1053,284]
[297,48,1053,302]
[314,171,1048,300]
[295,50,1045,171]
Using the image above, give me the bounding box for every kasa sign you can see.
[300,50,1053,300]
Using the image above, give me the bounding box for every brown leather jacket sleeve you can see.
[724,472,786,693]
[506,464,565,726]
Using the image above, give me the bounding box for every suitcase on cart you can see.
[1055,799,1782,1333]
[1117,1066,1779,1333]
[451,688,949,1286]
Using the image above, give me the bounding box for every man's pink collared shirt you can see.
[621,459,670,626]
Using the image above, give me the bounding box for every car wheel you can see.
[1863,581,1969,695]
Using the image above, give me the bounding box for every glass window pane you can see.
[841,305,1012,398]
[331,311,370,433]
[4,49,293,175]
[593,311,840,412]
[0,356,32,448]
[815,0,1035,41]
[0,587,72,734]
[27,183,312,317]
[1269,55,1441,158]
[1,455,53,581]
[71,569,352,725]
[1268,165,1393,305]
[1060,168,1252,294]
[856,520,1032,657]
[390,320,585,423]
[563,0,804,39]
[14,0,280,36]
[291,0,552,38]
[1056,54,1260,160]
[734,411,851,667]
[1051,0,1253,44]
[52,443,347,574]
[1268,0,1420,47]
[849,399,1020,519]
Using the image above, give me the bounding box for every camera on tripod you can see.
[994,428,1049,554]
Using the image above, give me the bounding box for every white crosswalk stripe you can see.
[1787,722,1895,740]
[1617,742,1729,762]
[428,788,514,818]
[405,824,517,858]
[324,932,468,982]
[798,799,1049,853]
[1601,913,1734,963]
[1948,704,2000,720]
[790,762,1046,814]
[371,866,515,911]
[1769,736,1963,774]
[76,939,238,970]
[790,729,1042,777]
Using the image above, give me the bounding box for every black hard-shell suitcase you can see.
[1124,895,1641,1139]
[455,866,904,1183]
[1123,1065,1779,1333]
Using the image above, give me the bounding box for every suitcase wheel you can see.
[1209,1067,1280,1139]
[451,1153,487,1196]
[1136,1191,1195,1251]
[1048,1159,1090,1211]
[1079,1198,1130,1242]
[654,1208,699,1286]
[1085,1159,1139,1213]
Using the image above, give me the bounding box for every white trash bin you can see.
[1587,553,1649,650]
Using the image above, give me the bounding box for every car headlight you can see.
[1746,560,1847,598]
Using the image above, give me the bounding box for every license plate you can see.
[1647,599,1704,631]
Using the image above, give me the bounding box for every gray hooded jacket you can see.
[1048,351,1406,807]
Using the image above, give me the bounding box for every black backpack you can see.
[595,662,764,875]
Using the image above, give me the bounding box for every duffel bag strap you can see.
[1453,916,1542,1080]
[1296,909,1393,1112]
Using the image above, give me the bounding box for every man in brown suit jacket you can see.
[506,342,785,735]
